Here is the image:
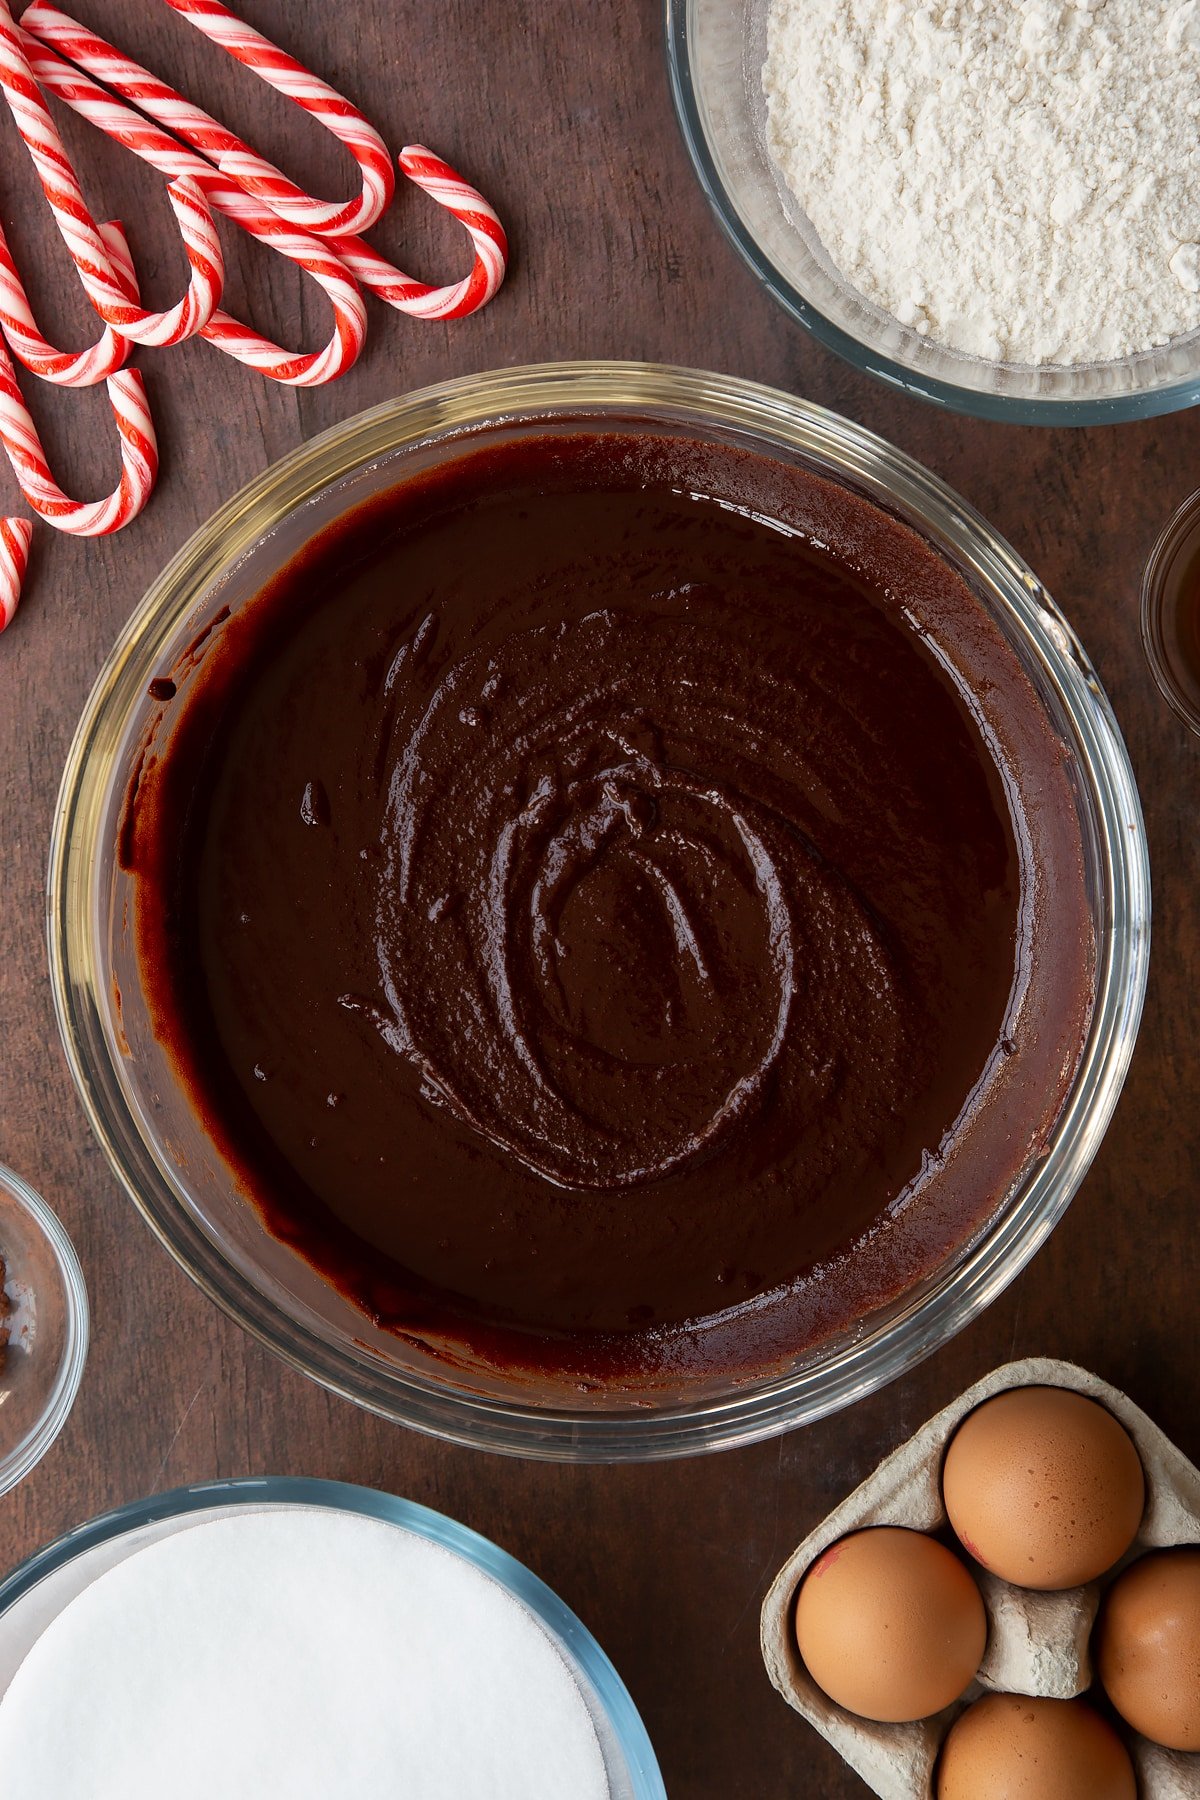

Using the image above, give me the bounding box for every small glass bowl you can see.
[0,1477,666,1798]
[48,363,1150,1460]
[0,1166,89,1499]
[665,0,1200,424]
[1141,488,1200,736]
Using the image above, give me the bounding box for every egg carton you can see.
[760,1358,1200,1799]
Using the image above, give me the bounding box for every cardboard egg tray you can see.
[760,1358,1200,1798]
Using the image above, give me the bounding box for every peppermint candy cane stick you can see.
[0,215,134,385]
[0,514,32,629]
[0,346,157,534]
[22,7,507,322]
[100,219,140,303]
[25,7,507,322]
[0,5,223,346]
[18,24,368,385]
[24,0,392,238]
[332,147,508,321]
[136,0,395,237]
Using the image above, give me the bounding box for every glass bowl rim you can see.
[0,1473,667,1798]
[0,1163,90,1500]
[663,0,1200,426]
[47,359,1151,1461]
[1140,486,1200,737]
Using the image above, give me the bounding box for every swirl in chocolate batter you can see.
[372,603,906,1191]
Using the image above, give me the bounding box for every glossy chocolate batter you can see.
[125,429,1093,1388]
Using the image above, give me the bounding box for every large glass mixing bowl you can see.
[48,363,1150,1459]
[666,0,1200,424]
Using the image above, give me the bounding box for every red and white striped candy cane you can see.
[0,513,32,629]
[0,344,158,535]
[0,3,223,347]
[22,0,392,241]
[18,21,369,386]
[126,0,395,237]
[0,217,136,385]
[99,219,140,303]
[23,5,508,323]
[332,147,508,321]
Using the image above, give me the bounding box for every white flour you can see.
[763,0,1200,365]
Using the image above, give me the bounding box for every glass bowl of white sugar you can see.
[666,0,1200,422]
[0,1479,666,1799]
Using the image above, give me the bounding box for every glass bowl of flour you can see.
[0,1479,666,1799]
[666,0,1200,422]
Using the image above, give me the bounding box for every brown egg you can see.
[1096,1545,1200,1750]
[937,1694,1137,1800]
[942,1386,1144,1589]
[793,1526,986,1723]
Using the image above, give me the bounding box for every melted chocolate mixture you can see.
[127,431,1092,1387]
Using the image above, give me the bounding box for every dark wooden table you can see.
[1,4,1196,1793]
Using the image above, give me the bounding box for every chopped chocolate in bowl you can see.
[0,1167,88,1499]
[122,426,1094,1390]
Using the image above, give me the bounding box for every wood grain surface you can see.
[0,4,1197,1794]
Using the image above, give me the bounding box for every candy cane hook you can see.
[0,345,158,535]
[332,147,508,321]
[0,216,137,385]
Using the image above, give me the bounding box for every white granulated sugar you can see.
[763,0,1200,365]
[0,1508,610,1800]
